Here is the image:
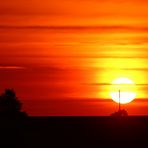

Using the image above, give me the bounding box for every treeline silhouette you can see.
[0,89,27,118]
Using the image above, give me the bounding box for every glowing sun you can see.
[110,78,136,104]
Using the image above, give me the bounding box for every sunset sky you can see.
[1,0,148,115]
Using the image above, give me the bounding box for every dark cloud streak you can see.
[1,25,148,32]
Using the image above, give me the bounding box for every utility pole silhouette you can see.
[119,90,121,111]
[110,89,128,117]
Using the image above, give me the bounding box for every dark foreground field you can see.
[0,116,148,147]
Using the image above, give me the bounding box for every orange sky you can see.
[0,0,148,115]
[1,0,148,26]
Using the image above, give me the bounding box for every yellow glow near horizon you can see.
[110,78,136,104]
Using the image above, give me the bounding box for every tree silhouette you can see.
[0,89,27,117]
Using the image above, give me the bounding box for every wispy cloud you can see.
[1,25,148,32]
[83,82,148,86]
[0,66,25,70]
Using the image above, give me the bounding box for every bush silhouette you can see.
[110,109,128,117]
[0,89,27,117]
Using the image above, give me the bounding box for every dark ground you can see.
[0,116,148,147]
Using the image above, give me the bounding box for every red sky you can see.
[1,0,148,115]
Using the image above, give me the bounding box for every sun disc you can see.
[110,78,136,104]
